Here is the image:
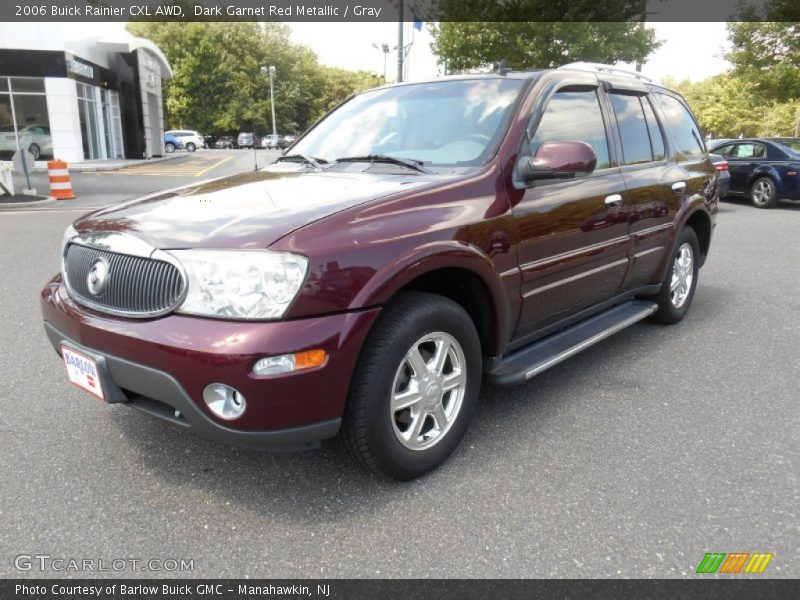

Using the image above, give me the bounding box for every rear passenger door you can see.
[719,142,766,194]
[602,87,680,291]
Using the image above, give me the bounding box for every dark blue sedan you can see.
[708,138,800,208]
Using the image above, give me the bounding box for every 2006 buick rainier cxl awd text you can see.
[42,63,718,480]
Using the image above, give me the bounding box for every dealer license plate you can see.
[61,345,105,401]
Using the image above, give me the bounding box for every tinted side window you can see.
[714,144,736,158]
[656,94,704,158]
[642,97,665,161]
[609,93,652,165]
[530,88,611,169]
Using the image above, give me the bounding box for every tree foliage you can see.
[666,74,799,139]
[727,21,800,104]
[429,1,660,71]
[126,22,383,135]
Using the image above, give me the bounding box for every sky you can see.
[62,21,732,84]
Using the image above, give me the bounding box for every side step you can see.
[489,300,658,386]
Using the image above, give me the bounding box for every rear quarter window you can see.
[656,94,705,159]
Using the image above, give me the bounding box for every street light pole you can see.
[259,65,277,169]
[267,66,277,138]
[371,43,391,82]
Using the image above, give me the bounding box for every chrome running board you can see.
[489,300,658,386]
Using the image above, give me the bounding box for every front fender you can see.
[351,241,515,356]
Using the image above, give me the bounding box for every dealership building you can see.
[0,23,172,163]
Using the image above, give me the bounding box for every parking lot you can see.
[0,169,798,577]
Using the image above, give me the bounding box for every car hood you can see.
[76,169,432,249]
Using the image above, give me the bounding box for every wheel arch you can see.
[351,242,511,359]
[685,209,712,265]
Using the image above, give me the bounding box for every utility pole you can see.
[397,2,404,82]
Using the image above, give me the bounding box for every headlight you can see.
[60,224,78,278]
[170,249,308,319]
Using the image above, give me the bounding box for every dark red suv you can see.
[41,64,718,479]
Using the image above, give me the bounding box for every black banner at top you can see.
[2,0,798,22]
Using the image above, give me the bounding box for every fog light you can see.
[203,383,246,420]
[252,349,327,376]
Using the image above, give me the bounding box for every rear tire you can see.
[28,143,40,160]
[651,227,700,324]
[185,142,196,152]
[751,176,778,209]
[341,292,481,480]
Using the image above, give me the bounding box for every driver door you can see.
[512,85,629,339]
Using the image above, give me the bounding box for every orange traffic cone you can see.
[48,159,75,200]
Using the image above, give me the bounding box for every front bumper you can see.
[41,276,381,450]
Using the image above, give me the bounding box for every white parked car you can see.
[261,134,280,149]
[0,124,52,160]
[164,130,204,152]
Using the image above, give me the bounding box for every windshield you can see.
[291,78,527,168]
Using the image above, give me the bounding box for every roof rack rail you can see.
[557,62,652,82]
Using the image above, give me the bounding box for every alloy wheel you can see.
[670,242,694,308]
[390,331,467,451]
[752,179,773,206]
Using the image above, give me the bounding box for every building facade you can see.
[0,24,172,163]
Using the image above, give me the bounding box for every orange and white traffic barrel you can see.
[48,159,75,200]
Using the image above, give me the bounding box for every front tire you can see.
[341,292,481,480]
[165,142,175,153]
[651,226,700,324]
[751,176,777,209]
[28,143,40,160]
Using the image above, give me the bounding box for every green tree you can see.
[429,1,660,71]
[727,21,800,104]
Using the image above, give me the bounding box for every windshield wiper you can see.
[275,154,327,170]
[333,155,430,174]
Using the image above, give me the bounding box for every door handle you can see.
[672,181,687,194]
[604,194,623,208]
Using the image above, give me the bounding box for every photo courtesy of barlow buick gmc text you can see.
[1,0,798,597]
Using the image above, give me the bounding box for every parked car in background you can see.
[279,134,297,149]
[202,134,217,149]
[165,130,204,152]
[214,135,236,149]
[0,124,52,160]
[708,138,800,208]
[709,153,730,199]
[237,132,258,149]
[41,65,717,480]
[163,132,184,153]
[262,134,280,149]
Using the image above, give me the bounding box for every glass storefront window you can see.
[9,78,45,94]
[0,76,53,161]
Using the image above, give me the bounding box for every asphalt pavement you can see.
[0,176,798,578]
[3,148,279,211]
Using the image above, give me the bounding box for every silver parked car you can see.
[237,132,257,149]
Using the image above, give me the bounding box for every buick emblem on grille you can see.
[86,257,109,296]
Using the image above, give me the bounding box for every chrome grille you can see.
[64,244,185,317]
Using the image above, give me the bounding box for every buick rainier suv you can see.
[41,64,718,480]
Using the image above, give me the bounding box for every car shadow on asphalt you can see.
[107,301,722,526]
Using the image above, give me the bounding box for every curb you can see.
[0,195,57,209]
[32,153,184,173]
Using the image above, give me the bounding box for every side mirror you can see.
[517,141,597,182]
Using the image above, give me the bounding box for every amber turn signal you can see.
[252,349,327,376]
